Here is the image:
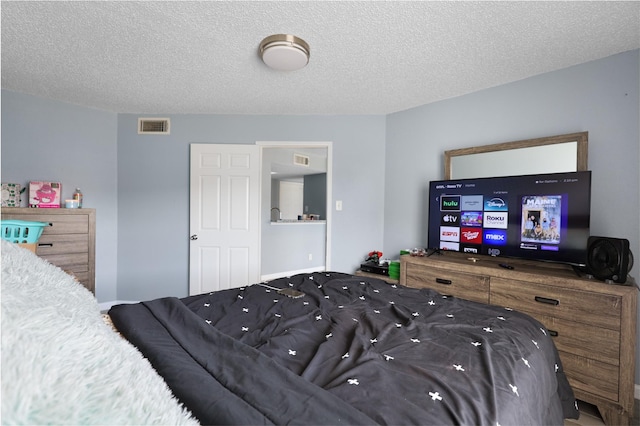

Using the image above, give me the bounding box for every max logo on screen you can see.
[440,196,461,211]
[483,229,507,246]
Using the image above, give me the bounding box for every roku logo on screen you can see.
[483,212,508,229]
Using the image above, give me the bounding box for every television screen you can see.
[427,171,592,266]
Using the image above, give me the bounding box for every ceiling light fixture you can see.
[259,34,310,72]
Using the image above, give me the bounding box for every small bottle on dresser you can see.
[73,188,83,208]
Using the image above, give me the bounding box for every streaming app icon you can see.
[460,195,483,210]
[440,195,461,212]
[486,247,502,257]
[461,211,482,227]
[483,229,507,246]
[440,226,460,242]
[460,228,482,244]
[440,241,460,251]
[483,212,508,229]
[440,212,460,226]
[484,197,508,211]
[461,244,480,254]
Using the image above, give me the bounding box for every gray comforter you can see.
[110,272,578,425]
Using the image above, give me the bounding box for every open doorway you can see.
[259,142,332,280]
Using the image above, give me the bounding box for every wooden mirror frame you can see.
[444,132,588,179]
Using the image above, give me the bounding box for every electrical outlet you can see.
[308,253,313,261]
[336,200,343,211]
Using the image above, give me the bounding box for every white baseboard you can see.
[261,266,326,282]
[98,300,139,313]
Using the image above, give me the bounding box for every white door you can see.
[189,144,260,295]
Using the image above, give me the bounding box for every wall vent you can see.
[293,153,310,166]
[138,118,170,134]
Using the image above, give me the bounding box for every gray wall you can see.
[261,222,326,276]
[304,173,327,220]
[385,49,640,384]
[116,114,386,301]
[1,90,119,302]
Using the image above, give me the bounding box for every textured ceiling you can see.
[2,1,639,115]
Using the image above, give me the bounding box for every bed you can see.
[1,238,578,425]
[109,271,579,425]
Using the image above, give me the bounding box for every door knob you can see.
[190,234,198,240]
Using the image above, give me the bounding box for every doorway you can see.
[259,141,332,280]
[189,142,332,293]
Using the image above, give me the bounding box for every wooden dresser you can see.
[400,252,637,426]
[2,208,96,294]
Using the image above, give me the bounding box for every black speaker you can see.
[586,236,632,284]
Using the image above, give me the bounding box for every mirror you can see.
[445,132,588,179]
[266,148,327,221]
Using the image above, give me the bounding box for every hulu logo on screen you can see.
[441,195,461,212]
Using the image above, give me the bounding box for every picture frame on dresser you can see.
[1,208,96,294]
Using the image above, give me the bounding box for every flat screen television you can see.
[427,171,592,266]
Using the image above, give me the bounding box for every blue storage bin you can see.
[1,220,48,243]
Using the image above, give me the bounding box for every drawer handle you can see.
[435,278,452,285]
[37,243,53,248]
[534,296,559,306]
[548,330,559,337]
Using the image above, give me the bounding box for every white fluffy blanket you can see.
[1,240,198,425]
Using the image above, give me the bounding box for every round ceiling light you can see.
[259,34,310,72]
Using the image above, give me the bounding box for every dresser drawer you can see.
[491,278,622,330]
[41,215,88,235]
[561,350,619,403]
[1,212,89,235]
[405,262,489,304]
[39,252,89,273]
[36,234,88,255]
[517,312,620,365]
[68,271,89,285]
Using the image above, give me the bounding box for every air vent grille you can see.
[293,153,310,166]
[138,118,170,134]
